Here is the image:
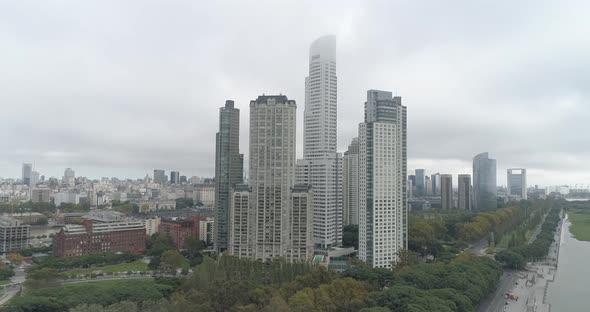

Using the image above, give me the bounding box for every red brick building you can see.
[159,216,207,249]
[53,218,145,257]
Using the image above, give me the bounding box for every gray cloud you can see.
[0,0,588,187]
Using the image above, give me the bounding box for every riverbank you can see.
[476,209,563,312]
[500,213,562,312]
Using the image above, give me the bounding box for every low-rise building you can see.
[159,216,207,249]
[31,187,52,203]
[0,216,30,252]
[139,200,176,212]
[52,210,145,257]
[7,212,48,225]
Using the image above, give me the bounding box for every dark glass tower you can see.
[214,100,243,252]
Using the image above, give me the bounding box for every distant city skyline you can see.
[1,1,589,187]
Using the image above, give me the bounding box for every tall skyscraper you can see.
[507,169,527,200]
[298,35,342,249]
[214,100,243,252]
[358,90,407,269]
[170,171,180,184]
[431,173,441,196]
[342,138,359,225]
[22,164,32,186]
[247,95,300,261]
[414,169,426,196]
[473,152,497,210]
[458,174,472,210]
[441,174,453,209]
[153,169,167,185]
[63,168,75,186]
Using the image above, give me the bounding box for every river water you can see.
[547,215,590,311]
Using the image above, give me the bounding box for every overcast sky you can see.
[1,0,589,187]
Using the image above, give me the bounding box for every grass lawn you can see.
[568,212,590,242]
[0,280,11,286]
[62,260,148,277]
[6,279,172,311]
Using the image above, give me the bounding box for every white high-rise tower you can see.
[298,35,342,249]
[358,90,407,269]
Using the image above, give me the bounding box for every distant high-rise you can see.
[299,35,342,249]
[342,138,359,225]
[507,169,527,200]
[214,100,243,252]
[440,174,453,209]
[179,175,187,184]
[431,173,441,196]
[359,90,407,269]
[473,153,497,210]
[153,169,167,185]
[415,169,426,196]
[63,168,75,186]
[22,164,32,186]
[170,171,180,184]
[458,174,472,210]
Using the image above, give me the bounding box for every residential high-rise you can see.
[247,95,300,261]
[507,169,527,200]
[214,100,243,252]
[22,164,32,186]
[153,169,167,185]
[170,171,180,184]
[229,184,252,258]
[415,169,426,196]
[441,174,453,209]
[299,35,342,249]
[289,184,314,262]
[473,153,497,210]
[358,90,407,269]
[458,174,472,210]
[342,138,359,225]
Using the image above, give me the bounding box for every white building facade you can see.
[298,35,342,249]
[358,90,407,269]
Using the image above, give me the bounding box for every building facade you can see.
[415,169,426,197]
[299,35,342,249]
[22,163,32,186]
[358,90,407,269]
[249,95,297,261]
[0,216,30,252]
[473,152,497,210]
[144,216,161,236]
[342,137,359,225]
[31,187,51,203]
[229,184,252,258]
[507,168,527,200]
[153,169,167,185]
[458,174,472,210]
[214,100,243,252]
[159,216,207,249]
[441,174,453,209]
[289,184,314,262]
[170,171,180,184]
[53,214,145,257]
